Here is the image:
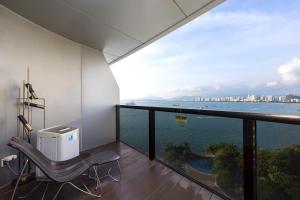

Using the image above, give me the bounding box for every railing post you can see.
[116,105,120,141]
[243,119,257,200]
[149,109,155,160]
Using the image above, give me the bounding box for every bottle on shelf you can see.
[23,102,45,109]
[17,115,33,132]
[25,83,39,99]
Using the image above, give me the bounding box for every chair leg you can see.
[108,160,121,182]
[11,159,28,200]
[80,180,91,194]
[52,181,102,200]
[116,160,121,181]
[52,183,67,200]
[41,183,49,200]
[93,166,103,192]
[17,182,43,199]
[91,160,122,182]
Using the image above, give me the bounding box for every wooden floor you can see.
[0,142,223,200]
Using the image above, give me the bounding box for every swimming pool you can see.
[186,157,213,174]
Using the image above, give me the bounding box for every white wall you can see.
[0,5,119,185]
[81,46,119,150]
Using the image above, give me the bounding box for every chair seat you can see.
[88,150,120,166]
[8,137,120,183]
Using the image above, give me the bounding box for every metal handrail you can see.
[118,104,300,124]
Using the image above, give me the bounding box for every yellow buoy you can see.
[175,115,188,123]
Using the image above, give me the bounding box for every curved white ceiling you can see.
[0,0,224,64]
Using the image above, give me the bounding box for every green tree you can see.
[260,145,300,200]
[208,143,300,200]
[207,143,243,199]
[164,143,192,170]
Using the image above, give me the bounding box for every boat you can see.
[126,101,136,106]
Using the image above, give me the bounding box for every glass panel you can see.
[257,122,300,200]
[155,111,243,199]
[119,108,149,154]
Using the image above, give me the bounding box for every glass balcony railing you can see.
[156,112,243,199]
[257,122,300,200]
[116,105,300,200]
[119,108,149,154]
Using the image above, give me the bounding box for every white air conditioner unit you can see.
[36,125,79,180]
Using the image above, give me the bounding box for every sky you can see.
[110,0,300,100]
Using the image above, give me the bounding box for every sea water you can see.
[125,100,300,115]
[120,100,300,155]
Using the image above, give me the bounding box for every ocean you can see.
[120,100,300,155]
[122,99,300,115]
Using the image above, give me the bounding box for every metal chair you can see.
[8,137,120,200]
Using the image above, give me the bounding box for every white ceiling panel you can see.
[103,52,118,64]
[0,0,224,64]
[0,0,141,57]
[62,0,185,43]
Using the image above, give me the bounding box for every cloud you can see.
[278,58,300,85]
[266,81,278,87]
[165,86,202,98]
[112,0,300,100]
[162,84,226,98]
[194,11,272,28]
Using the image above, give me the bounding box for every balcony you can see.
[1,106,299,200]
[117,105,300,200]
[0,141,222,200]
[1,1,299,200]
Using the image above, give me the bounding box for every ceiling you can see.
[0,0,224,64]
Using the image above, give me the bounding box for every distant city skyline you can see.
[111,0,300,100]
[190,94,300,103]
[123,94,300,102]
